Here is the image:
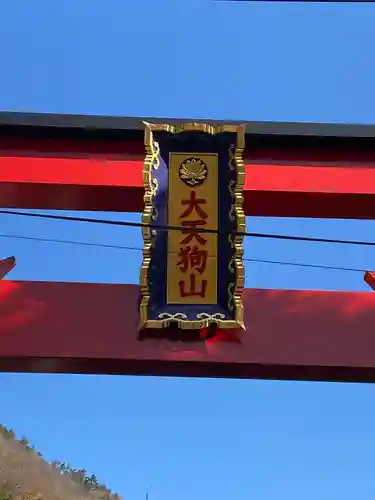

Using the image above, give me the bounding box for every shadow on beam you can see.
[1,357,375,384]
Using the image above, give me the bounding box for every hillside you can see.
[0,425,122,500]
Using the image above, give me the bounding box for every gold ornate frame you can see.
[139,122,246,330]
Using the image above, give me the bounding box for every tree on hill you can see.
[0,424,122,500]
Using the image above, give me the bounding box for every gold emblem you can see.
[179,157,208,187]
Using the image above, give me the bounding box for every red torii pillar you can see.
[1,114,375,383]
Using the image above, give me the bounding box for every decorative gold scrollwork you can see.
[228,145,236,171]
[228,233,235,248]
[152,141,160,170]
[151,206,158,221]
[157,312,188,327]
[149,141,160,197]
[229,204,236,222]
[228,180,237,222]
[196,312,227,321]
[150,229,157,248]
[228,282,236,312]
[150,178,159,197]
[228,257,235,274]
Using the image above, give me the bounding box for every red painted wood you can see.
[3,155,375,193]
[2,136,375,163]
[0,257,15,280]
[1,280,375,382]
[364,272,375,290]
[0,156,143,186]
[0,137,143,157]
[2,133,374,382]
[2,155,375,217]
[2,133,375,217]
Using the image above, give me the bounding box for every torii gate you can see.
[1,112,375,383]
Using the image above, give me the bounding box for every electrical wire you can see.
[213,1,366,3]
[0,232,369,274]
[0,233,136,251]
[2,209,375,247]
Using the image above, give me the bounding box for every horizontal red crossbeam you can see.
[2,137,375,218]
[1,280,375,382]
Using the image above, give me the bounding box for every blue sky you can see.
[1,2,375,500]
[1,0,375,124]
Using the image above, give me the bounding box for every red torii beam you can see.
[2,129,375,218]
[1,113,375,382]
[1,281,375,383]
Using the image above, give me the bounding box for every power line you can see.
[0,232,369,274]
[0,233,136,251]
[244,258,366,273]
[2,209,375,248]
[213,1,368,3]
